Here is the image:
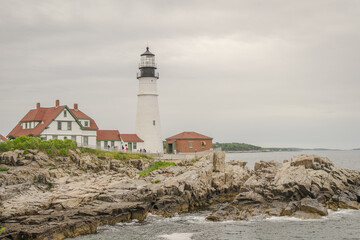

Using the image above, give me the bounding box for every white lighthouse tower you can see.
[135,47,163,153]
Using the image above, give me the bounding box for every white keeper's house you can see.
[7,100,143,152]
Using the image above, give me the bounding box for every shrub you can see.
[59,148,68,157]
[138,161,176,177]
[0,136,77,157]
[79,147,152,160]
[0,225,5,234]
[0,167,10,172]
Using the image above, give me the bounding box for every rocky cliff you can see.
[0,150,359,239]
[207,154,360,221]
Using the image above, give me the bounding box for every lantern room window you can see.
[141,55,155,67]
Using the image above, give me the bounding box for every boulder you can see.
[213,151,225,172]
[298,197,328,216]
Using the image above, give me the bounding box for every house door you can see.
[128,142,132,152]
[168,143,173,154]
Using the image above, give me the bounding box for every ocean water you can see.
[72,151,360,240]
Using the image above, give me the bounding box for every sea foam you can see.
[158,233,194,240]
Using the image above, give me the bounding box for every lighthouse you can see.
[135,47,163,153]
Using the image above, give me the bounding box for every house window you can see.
[57,121,62,130]
[201,141,206,148]
[111,141,115,147]
[133,142,137,149]
[25,122,28,129]
[189,141,193,148]
[53,135,58,139]
[83,136,88,146]
[97,141,101,148]
[104,141,108,148]
[67,122,72,130]
[72,135,76,141]
[153,120,155,126]
[85,121,89,127]
[64,110,67,117]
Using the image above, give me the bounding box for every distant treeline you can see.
[213,142,300,152]
[213,142,262,151]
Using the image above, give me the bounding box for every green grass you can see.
[138,161,176,177]
[151,179,161,184]
[0,136,77,157]
[0,136,152,160]
[0,167,10,172]
[79,147,152,160]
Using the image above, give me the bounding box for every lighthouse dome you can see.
[141,47,155,56]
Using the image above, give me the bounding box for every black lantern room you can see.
[137,47,159,79]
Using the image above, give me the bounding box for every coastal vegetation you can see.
[0,136,77,156]
[0,136,151,160]
[138,161,176,176]
[79,147,151,160]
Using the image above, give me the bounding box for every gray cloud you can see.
[1,0,360,149]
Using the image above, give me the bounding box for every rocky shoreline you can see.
[0,150,359,239]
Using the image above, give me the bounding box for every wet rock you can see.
[298,197,328,216]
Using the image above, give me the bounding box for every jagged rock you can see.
[298,197,328,216]
[234,191,265,205]
[208,154,360,221]
[27,149,39,155]
[213,151,225,172]
[24,153,34,160]
[1,151,18,166]
[206,203,244,221]
[1,151,359,239]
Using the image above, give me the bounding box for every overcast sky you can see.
[0,0,359,149]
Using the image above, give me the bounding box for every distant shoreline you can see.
[225,149,356,153]
[225,150,298,153]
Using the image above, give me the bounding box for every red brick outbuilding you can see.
[166,131,213,153]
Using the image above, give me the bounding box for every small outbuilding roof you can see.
[121,134,143,142]
[166,131,213,140]
[97,130,121,141]
[0,134,7,142]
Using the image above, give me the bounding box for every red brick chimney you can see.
[36,103,40,109]
[74,103,78,111]
[56,100,60,107]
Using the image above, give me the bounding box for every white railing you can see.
[139,63,157,68]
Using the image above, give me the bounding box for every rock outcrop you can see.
[206,154,360,221]
[1,151,359,239]
[0,150,251,239]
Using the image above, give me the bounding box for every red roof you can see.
[70,109,90,119]
[121,134,143,142]
[70,109,98,130]
[166,131,213,140]
[7,106,65,137]
[97,130,120,141]
[7,104,99,138]
[0,134,7,142]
